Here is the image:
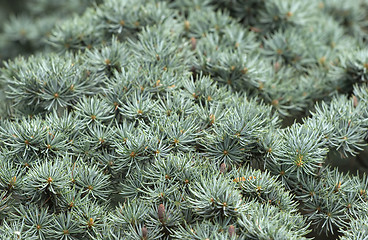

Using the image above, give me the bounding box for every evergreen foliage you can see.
[1,0,368,239]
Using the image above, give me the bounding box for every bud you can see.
[228,225,235,237]
[184,20,190,31]
[158,203,165,223]
[353,95,358,108]
[142,225,148,240]
[274,62,281,72]
[191,37,197,50]
[220,163,227,174]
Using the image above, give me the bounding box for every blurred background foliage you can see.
[0,0,100,62]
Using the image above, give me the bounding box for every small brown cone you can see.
[228,225,235,237]
[353,95,358,108]
[158,204,165,223]
[191,37,197,51]
[274,62,281,72]
[220,163,227,174]
[142,225,148,240]
[184,20,190,31]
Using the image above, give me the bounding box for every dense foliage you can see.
[1,0,368,239]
